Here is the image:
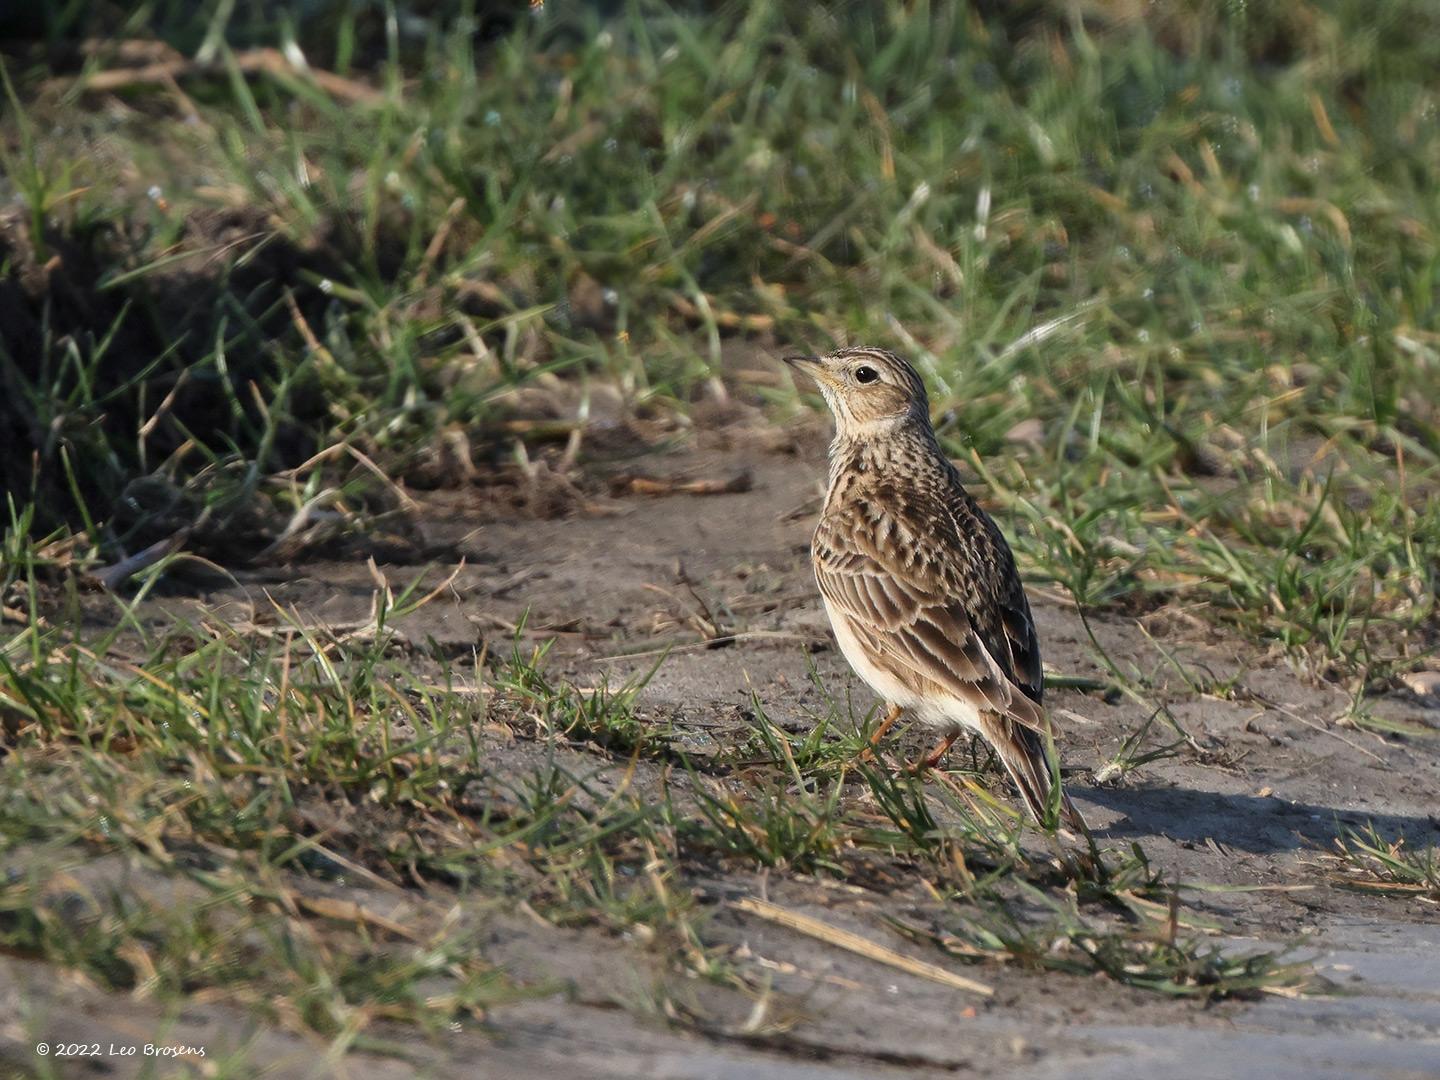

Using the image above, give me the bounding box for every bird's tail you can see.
[982,717,1088,834]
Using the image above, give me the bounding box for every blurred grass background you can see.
[2,4,1428,685]
[2,0,1439,685]
[0,1,1437,1049]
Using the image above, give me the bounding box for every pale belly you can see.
[821,594,982,736]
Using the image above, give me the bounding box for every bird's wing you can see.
[813,496,1047,732]
[975,506,1045,707]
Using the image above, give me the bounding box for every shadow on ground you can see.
[1082,784,1440,854]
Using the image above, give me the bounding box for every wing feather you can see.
[813,491,1046,732]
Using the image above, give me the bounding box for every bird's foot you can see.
[906,731,960,775]
[860,704,904,762]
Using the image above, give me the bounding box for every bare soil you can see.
[8,428,1440,1080]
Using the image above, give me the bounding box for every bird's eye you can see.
[853,365,879,384]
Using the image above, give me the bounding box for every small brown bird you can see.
[786,346,1085,831]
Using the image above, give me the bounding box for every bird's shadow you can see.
[1073,784,1439,855]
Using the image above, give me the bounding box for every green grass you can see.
[1325,825,1440,901]
[5,0,1439,678]
[0,580,700,1035]
[0,554,1315,1045]
[4,0,1436,1058]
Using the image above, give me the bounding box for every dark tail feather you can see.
[985,719,1088,834]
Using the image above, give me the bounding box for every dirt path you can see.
[13,440,1439,1079]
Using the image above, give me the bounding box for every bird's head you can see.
[784,346,931,438]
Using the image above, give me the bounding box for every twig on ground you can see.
[729,896,994,997]
[91,528,193,591]
[613,471,753,497]
[58,46,384,104]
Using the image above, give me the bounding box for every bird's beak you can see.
[783,354,831,386]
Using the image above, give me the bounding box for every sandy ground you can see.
[7,433,1440,1079]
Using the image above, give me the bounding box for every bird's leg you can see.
[908,730,961,775]
[860,704,904,761]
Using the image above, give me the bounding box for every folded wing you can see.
[813,493,1046,731]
